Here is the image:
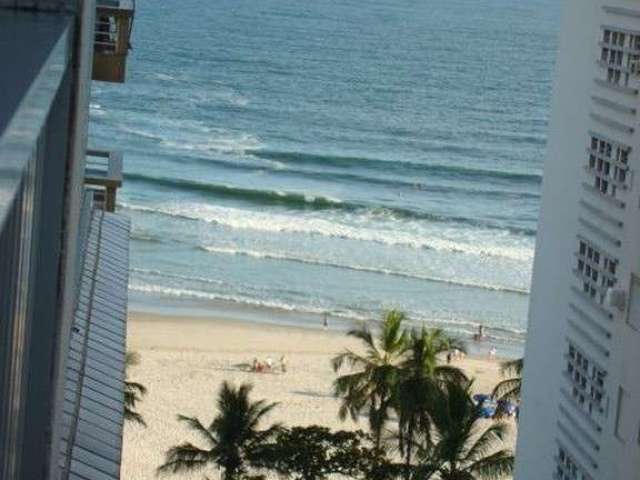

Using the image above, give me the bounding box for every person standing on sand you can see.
[280,355,287,373]
[323,313,329,330]
[488,346,497,360]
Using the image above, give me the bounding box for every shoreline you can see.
[123,310,518,479]
[128,291,525,360]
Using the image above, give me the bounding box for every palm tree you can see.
[125,351,147,426]
[331,310,408,448]
[395,328,467,479]
[157,381,280,480]
[414,381,514,480]
[492,358,523,404]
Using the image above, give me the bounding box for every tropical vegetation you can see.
[394,327,467,477]
[157,310,515,480]
[124,351,147,426]
[331,310,408,448]
[413,381,515,479]
[157,381,280,480]
[492,358,523,404]
[251,426,389,480]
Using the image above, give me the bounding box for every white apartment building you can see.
[515,1,640,479]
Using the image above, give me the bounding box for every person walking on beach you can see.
[323,313,329,330]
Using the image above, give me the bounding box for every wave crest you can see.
[119,202,534,262]
[249,149,542,184]
[123,173,536,236]
[200,245,529,294]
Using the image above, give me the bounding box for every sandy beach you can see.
[122,311,517,479]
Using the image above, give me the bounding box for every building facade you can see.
[0,0,133,478]
[516,1,640,479]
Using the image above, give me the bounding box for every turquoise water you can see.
[89,0,560,350]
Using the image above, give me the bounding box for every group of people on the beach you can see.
[445,348,466,364]
[251,355,287,373]
[474,324,498,360]
[444,324,498,363]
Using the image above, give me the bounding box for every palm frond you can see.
[491,378,521,403]
[331,349,374,373]
[124,407,146,426]
[500,358,523,376]
[463,422,509,463]
[126,380,148,397]
[177,414,218,446]
[347,324,377,351]
[125,351,141,368]
[157,442,212,475]
[434,365,469,386]
[467,450,514,480]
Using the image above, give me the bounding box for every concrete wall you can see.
[598,1,640,475]
[514,0,599,477]
[46,0,96,477]
[516,0,640,478]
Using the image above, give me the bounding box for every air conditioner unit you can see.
[606,288,627,310]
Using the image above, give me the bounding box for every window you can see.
[576,238,618,304]
[565,342,607,417]
[586,134,630,198]
[556,446,593,480]
[599,28,640,87]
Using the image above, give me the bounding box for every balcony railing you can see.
[0,15,74,478]
[85,149,124,212]
[93,0,134,83]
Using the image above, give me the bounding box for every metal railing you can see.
[93,0,135,83]
[85,148,123,211]
[0,19,73,479]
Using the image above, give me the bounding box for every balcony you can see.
[93,0,134,83]
[85,149,124,212]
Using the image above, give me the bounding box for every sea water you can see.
[89,0,560,354]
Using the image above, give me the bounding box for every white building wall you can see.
[516,0,640,478]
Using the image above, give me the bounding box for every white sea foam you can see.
[118,114,260,154]
[89,103,106,116]
[129,282,327,314]
[155,73,176,81]
[160,131,259,154]
[201,245,529,294]
[129,281,526,343]
[131,267,226,286]
[121,201,534,263]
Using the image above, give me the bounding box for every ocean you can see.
[89,0,560,355]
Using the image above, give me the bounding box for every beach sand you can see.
[122,311,517,479]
